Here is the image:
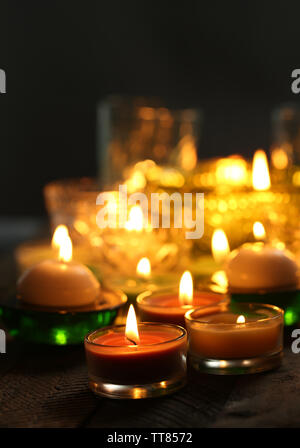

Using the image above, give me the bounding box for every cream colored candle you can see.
[185,303,283,359]
[225,242,299,293]
[17,235,100,308]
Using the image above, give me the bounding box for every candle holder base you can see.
[189,350,283,375]
[0,289,127,345]
[88,375,186,399]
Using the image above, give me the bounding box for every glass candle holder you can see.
[44,179,187,278]
[136,287,228,327]
[84,323,187,399]
[0,288,127,345]
[97,95,203,186]
[185,302,284,375]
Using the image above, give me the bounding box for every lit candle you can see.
[15,225,92,273]
[185,302,284,374]
[108,256,180,301]
[84,305,187,399]
[191,228,230,279]
[137,271,228,326]
[17,234,100,308]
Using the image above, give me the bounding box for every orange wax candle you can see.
[85,324,187,385]
[137,270,228,327]
[137,290,228,327]
[84,305,187,398]
[185,303,284,360]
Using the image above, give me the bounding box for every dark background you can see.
[0,1,299,216]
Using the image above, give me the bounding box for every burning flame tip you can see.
[52,225,69,249]
[136,257,151,278]
[236,315,245,324]
[252,149,271,191]
[211,229,230,264]
[125,305,140,345]
[58,235,72,263]
[179,271,193,305]
[253,221,266,240]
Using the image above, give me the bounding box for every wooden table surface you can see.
[0,219,300,428]
[0,336,300,428]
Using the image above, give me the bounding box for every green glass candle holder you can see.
[0,288,127,345]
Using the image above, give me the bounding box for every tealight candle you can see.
[15,225,93,274]
[17,234,100,308]
[225,242,299,293]
[137,271,228,327]
[185,302,284,375]
[191,229,230,280]
[84,305,187,399]
[107,257,180,302]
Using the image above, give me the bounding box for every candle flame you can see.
[58,235,72,262]
[125,305,140,345]
[52,225,69,249]
[252,149,271,191]
[136,257,151,278]
[211,229,230,264]
[253,221,266,240]
[236,315,245,324]
[125,205,144,231]
[179,271,193,305]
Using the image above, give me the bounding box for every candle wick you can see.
[126,337,137,346]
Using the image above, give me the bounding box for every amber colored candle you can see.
[137,289,228,327]
[85,323,187,385]
[185,303,284,359]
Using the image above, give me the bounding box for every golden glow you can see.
[271,147,289,170]
[74,220,90,235]
[253,221,266,240]
[292,171,300,186]
[236,315,245,324]
[125,170,146,193]
[125,205,144,231]
[211,229,230,264]
[252,149,271,191]
[277,241,286,250]
[179,136,198,171]
[216,156,248,186]
[136,257,151,278]
[211,270,228,290]
[52,225,69,249]
[179,271,193,305]
[125,305,140,345]
[160,168,185,188]
[58,235,72,263]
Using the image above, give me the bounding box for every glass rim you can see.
[185,302,284,326]
[85,322,186,348]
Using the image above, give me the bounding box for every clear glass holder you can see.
[185,302,284,375]
[88,375,186,399]
[188,350,283,375]
[85,323,187,399]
